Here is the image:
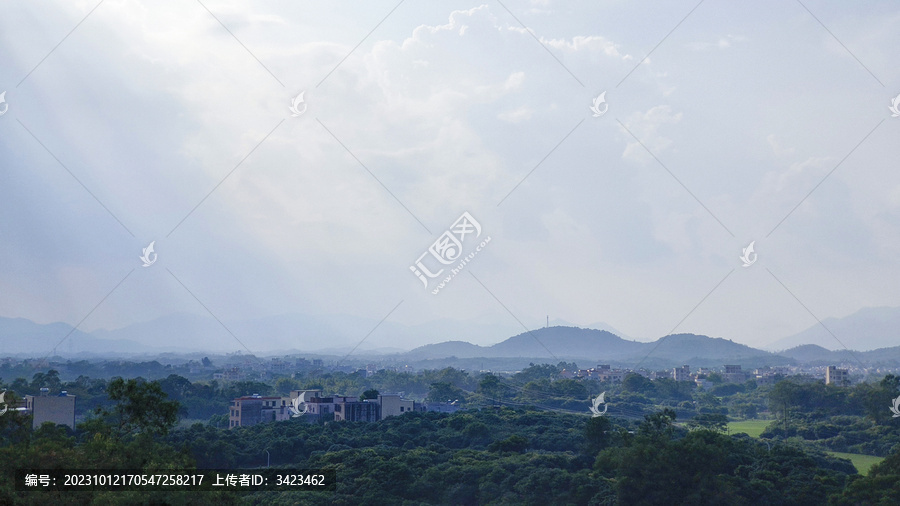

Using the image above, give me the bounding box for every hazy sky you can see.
[1,0,898,350]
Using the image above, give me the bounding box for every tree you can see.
[638,408,677,440]
[584,415,613,455]
[488,435,528,453]
[30,369,62,392]
[622,373,655,395]
[427,382,466,404]
[687,413,728,432]
[90,377,180,440]
[478,374,509,405]
[360,389,379,401]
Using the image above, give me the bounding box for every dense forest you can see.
[2,364,900,503]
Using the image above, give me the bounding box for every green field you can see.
[727,420,885,476]
[728,419,772,438]
[826,451,884,476]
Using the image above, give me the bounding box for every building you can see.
[597,368,625,383]
[24,388,76,430]
[229,394,291,428]
[229,390,422,428]
[289,390,336,422]
[754,374,776,386]
[378,394,416,418]
[270,358,289,372]
[673,365,691,382]
[723,365,747,383]
[213,367,245,382]
[694,378,712,390]
[826,366,850,386]
[335,398,380,422]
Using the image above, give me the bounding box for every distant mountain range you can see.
[1,307,899,368]
[404,327,789,368]
[765,306,900,351]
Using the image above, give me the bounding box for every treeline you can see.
[4,373,900,503]
[760,375,900,457]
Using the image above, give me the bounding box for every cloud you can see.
[686,34,747,51]
[620,105,683,163]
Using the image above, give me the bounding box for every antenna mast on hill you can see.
[546,315,549,328]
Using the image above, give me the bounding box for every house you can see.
[229,394,291,428]
[24,388,76,430]
[826,366,850,386]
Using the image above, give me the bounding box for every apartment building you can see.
[826,365,850,386]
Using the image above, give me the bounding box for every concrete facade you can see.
[24,390,76,430]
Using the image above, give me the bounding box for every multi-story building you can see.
[24,388,76,430]
[229,390,423,428]
[826,365,850,386]
[289,390,336,421]
[213,367,245,382]
[378,394,416,418]
[673,365,691,382]
[597,369,625,383]
[723,365,747,384]
[229,394,291,428]
[335,398,381,422]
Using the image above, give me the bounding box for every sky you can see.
[1,0,899,353]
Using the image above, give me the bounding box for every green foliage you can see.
[488,434,528,453]
[426,382,466,403]
[6,366,900,503]
[688,412,729,432]
[359,388,379,400]
[86,377,180,440]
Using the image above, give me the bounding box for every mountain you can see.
[404,328,791,368]
[584,321,632,340]
[766,306,900,351]
[489,327,641,359]
[91,313,523,354]
[1,312,524,357]
[0,317,156,356]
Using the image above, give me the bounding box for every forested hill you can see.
[406,327,791,367]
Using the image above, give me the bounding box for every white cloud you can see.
[620,105,683,163]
